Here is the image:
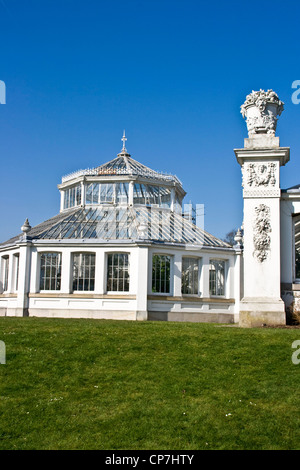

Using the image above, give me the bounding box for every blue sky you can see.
[1,0,300,242]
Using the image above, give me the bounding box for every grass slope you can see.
[0,317,300,450]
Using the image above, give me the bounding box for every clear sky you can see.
[1,0,300,242]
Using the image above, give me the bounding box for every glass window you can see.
[182,257,199,295]
[1,256,9,292]
[133,184,171,208]
[133,183,145,205]
[64,185,81,209]
[160,186,171,208]
[13,254,19,292]
[296,247,300,279]
[116,183,129,204]
[40,253,61,291]
[152,254,171,294]
[72,253,95,291]
[209,260,225,296]
[174,195,182,214]
[107,253,129,292]
[99,183,114,203]
[86,183,100,204]
[294,215,300,279]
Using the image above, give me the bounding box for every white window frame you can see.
[72,252,96,292]
[13,253,20,292]
[209,259,226,297]
[293,215,300,282]
[39,252,62,292]
[106,252,130,293]
[1,255,9,293]
[151,254,172,295]
[181,256,201,296]
[64,184,81,209]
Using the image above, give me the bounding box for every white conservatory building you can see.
[0,134,241,323]
[3,88,300,327]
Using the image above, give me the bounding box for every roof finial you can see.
[21,218,31,233]
[121,130,127,152]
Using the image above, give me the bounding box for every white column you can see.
[135,245,148,320]
[61,250,72,293]
[201,253,210,298]
[95,250,105,294]
[30,249,39,293]
[173,252,182,297]
[60,190,64,212]
[81,181,86,206]
[170,187,175,212]
[129,181,134,206]
[233,248,242,323]
[15,241,32,316]
[7,255,13,294]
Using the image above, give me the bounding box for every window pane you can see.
[209,260,225,296]
[296,247,300,279]
[99,183,114,203]
[64,185,81,209]
[152,255,171,294]
[116,183,129,204]
[92,184,99,204]
[107,253,129,292]
[72,253,95,291]
[86,184,93,204]
[76,185,82,205]
[40,253,61,291]
[2,256,9,292]
[182,258,199,294]
[14,255,19,292]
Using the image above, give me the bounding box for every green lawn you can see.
[0,317,300,450]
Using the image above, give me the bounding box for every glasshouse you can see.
[0,132,240,322]
[3,89,300,327]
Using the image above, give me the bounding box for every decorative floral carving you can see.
[253,204,271,262]
[241,89,284,136]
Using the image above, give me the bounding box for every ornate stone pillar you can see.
[234,89,290,327]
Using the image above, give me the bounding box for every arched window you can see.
[209,260,225,296]
[72,253,95,291]
[107,253,129,292]
[152,254,171,294]
[1,256,9,292]
[13,254,19,292]
[294,214,300,280]
[182,257,199,295]
[40,253,61,291]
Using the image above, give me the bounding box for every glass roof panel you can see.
[0,206,231,249]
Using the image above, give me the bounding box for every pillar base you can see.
[136,310,148,321]
[239,297,286,327]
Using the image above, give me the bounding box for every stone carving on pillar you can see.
[241,162,280,198]
[247,163,276,187]
[253,204,272,262]
[241,89,284,136]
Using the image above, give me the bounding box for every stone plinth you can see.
[239,298,286,327]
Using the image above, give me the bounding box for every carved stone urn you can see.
[240,89,284,136]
